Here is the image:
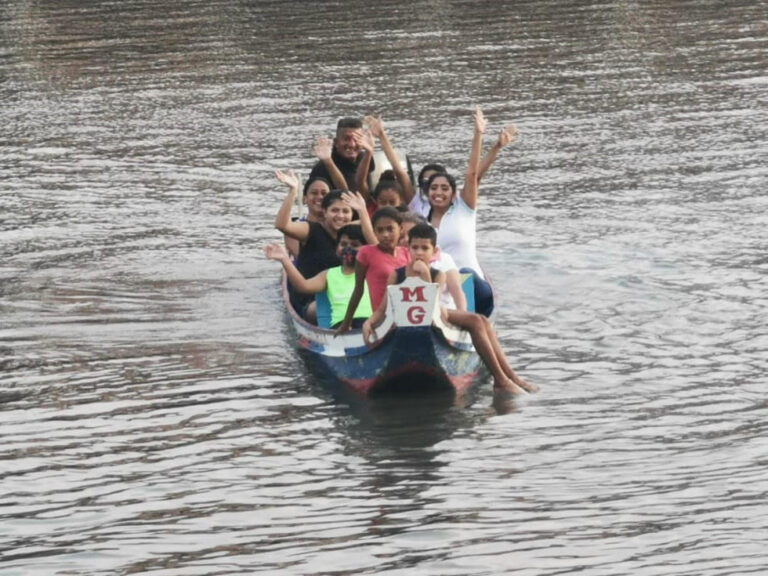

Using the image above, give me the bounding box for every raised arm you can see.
[342,191,377,245]
[313,137,347,191]
[366,116,415,204]
[478,124,517,183]
[353,130,375,204]
[274,170,311,242]
[264,243,328,294]
[460,106,486,210]
[336,260,368,334]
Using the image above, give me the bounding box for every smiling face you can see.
[324,199,353,232]
[428,175,455,210]
[373,216,401,251]
[304,180,330,218]
[334,127,361,162]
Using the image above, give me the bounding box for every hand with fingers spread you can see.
[354,129,375,155]
[342,190,378,244]
[264,242,291,263]
[342,190,366,214]
[365,115,384,139]
[313,137,334,161]
[275,169,299,190]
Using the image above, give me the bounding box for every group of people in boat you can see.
[264,108,535,394]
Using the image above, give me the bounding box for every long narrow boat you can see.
[282,274,487,396]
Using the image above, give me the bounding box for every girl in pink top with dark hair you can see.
[336,206,410,334]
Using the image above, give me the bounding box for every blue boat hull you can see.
[281,274,485,396]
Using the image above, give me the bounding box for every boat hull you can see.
[282,274,486,396]
[306,326,481,395]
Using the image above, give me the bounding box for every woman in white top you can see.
[410,107,508,316]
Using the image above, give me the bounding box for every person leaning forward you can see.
[309,117,373,192]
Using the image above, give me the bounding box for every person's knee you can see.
[467,313,484,331]
[304,301,318,324]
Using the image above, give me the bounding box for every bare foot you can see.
[493,377,528,395]
[503,368,538,393]
[513,377,538,393]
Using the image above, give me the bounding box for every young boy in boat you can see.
[264,224,373,330]
[362,222,535,395]
[399,211,467,312]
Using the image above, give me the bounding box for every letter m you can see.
[399,285,427,302]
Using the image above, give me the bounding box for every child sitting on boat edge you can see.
[362,222,536,395]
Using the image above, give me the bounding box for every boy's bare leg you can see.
[478,315,537,392]
[447,310,526,394]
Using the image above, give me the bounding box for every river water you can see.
[2,1,767,574]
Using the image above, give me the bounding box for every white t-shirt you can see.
[431,251,460,309]
[410,193,484,283]
[434,196,484,279]
[408,193,430,218]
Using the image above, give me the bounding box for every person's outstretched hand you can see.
[313,137,334,161]
[473,106,487,133]
[264,243,290,262]
[497,125,517,148]
[275,169,299,189]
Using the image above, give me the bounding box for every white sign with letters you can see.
[387,277,439,327]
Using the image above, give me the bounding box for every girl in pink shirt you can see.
[336,207,410,333]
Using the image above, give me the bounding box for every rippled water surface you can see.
[2,1,767,574]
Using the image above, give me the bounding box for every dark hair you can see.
[303,176,331,197]
[425,171,457,196]
[337,224,366,246]
[371,206,402,226]
[372,178,403,201]
[418,163,447,187]
[378,169,396,182]
[408,222,437,246]
[321,189,346,210]
[336,117,363,132]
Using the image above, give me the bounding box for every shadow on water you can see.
[297,350,483,434]
[351,376,467,443]
[294,349,513,451]
[300,357,492,456]
[323,372,486,505]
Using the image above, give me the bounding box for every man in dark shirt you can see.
[309,117,371,191]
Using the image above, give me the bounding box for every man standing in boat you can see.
[309,117,372,191]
